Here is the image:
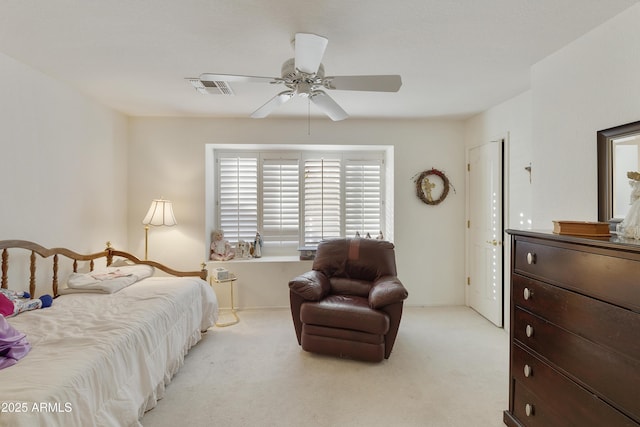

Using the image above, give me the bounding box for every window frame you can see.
[205,144,394,258]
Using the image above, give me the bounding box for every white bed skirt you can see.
[0,277,218,427]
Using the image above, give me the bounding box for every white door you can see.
[467,140,503,327]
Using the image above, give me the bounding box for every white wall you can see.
[207,259,313,309]
[531,3,640,227]
[0,51,129,253]
[128,117,466,308]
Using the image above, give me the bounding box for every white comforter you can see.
[0,277,218,427]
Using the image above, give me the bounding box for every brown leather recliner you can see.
[289,238,408,362]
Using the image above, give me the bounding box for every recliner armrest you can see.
[289,270,331,301]
[369,276,408,309]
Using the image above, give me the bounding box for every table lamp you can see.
[142,198,177,259]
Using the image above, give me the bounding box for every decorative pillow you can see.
[109,258,135,267]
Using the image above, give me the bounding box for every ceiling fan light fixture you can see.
[191,32,401,120]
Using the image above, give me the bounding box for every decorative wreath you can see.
[413,168,453,206]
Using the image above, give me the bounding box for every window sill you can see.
[208,255,309,263]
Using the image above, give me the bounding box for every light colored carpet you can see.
[141,306,509,427]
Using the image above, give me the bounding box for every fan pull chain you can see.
[308,98,311,136]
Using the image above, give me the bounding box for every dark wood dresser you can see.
[504,230,640,427]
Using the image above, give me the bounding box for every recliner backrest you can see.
[312,239,397,284]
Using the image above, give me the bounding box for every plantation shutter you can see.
[303,158,341,246]
[262,158,299,246]
[218,155,258,242]
[345,160,383,238]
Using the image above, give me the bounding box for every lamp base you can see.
[144,225,149,260]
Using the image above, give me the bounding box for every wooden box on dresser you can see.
[504,230,640,427]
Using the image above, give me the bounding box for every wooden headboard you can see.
[0,240,208,297]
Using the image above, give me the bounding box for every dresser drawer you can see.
[513,238,640,312]
[512,274,640,360]
[511,380,564,427]
[511,343,637,427]
[514,307,640,422]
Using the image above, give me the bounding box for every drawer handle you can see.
[526,252,536,265]
[523,287,533,300]
[524,364,533,377]
[525,403,534,417]
[525,324,534,338]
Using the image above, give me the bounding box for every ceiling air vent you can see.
[186,78,235,95]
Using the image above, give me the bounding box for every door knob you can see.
[485,239,502,246]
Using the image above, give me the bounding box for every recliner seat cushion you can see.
[300,295,390,335]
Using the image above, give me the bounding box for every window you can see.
[217,155,258,243]
[208,145,392,255]
[262,157,300,246]
[345,160,383,239]
[303,157,341,245]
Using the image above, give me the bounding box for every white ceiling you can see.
[0,0,637,120]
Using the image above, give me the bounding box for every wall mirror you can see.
[598,120,640,225]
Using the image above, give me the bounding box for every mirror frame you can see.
[597,120,640,224]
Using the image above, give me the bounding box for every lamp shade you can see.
[142,199,177,226]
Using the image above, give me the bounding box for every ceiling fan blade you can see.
[323,75,402,92]
[200,73,279,84]
[251,91,295,118]
[294,33,328,74]
[310,91,348,121]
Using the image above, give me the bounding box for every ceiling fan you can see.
[189,33,402,121]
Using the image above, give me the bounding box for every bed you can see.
[0,240,218,427]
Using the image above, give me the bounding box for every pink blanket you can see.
[0,315,30,369]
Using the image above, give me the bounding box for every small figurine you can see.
[376,231,384,240]
[253,232,263,258]
[210,229,235,261]
[617,171,640,239]
[237,240,251,258]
